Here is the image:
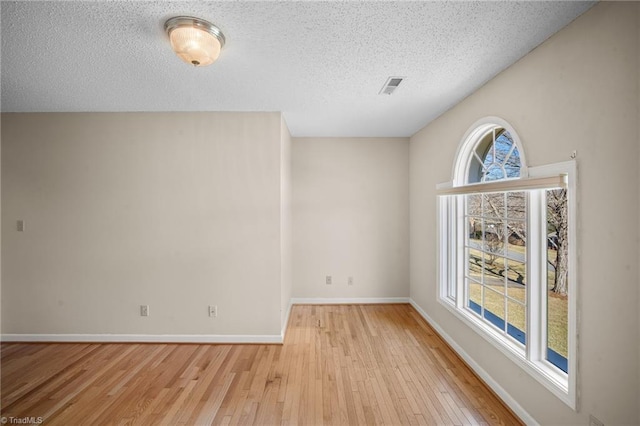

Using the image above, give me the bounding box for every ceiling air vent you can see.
[379,76,404,95]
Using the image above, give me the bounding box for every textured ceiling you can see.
[0,1,595,137]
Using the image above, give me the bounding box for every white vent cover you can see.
[379,76,405,95]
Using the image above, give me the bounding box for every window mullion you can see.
[527,190,545,362]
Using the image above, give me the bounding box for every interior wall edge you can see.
[281,298,293,340]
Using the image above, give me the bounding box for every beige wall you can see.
[1,112,288,337]
[0,118,2,335]
[410,2,639,424]
[292,137,409,299]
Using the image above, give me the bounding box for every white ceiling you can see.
[1,1,595,137]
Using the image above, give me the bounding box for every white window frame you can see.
[437,117,577,409]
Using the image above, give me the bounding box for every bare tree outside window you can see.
[547,189,568,296]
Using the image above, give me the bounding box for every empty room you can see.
[1,1,639,425]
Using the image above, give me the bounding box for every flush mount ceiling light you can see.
[165,16,226,67]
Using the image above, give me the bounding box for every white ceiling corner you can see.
[0,1,595,137]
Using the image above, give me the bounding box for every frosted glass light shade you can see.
[165,17,225,67]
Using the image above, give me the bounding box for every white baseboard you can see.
[291,297,410,305]
[408,299,538,426]
[1,334,283,344]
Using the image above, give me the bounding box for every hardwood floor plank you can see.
[1,304,523,425]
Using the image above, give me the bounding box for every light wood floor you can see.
[1,304,522,425]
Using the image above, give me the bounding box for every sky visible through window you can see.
[480,131,520,181]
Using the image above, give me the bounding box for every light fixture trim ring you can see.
[164,16,226,49]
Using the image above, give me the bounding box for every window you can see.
[438,117,576,408]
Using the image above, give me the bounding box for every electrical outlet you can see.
[17,220,24,232]
[326,276,332,285]
[209,305,217,318]
[140,305,149,317]
[348,276,354,286]
[589,415,604,426]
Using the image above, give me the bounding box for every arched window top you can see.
[453,117,527,186]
